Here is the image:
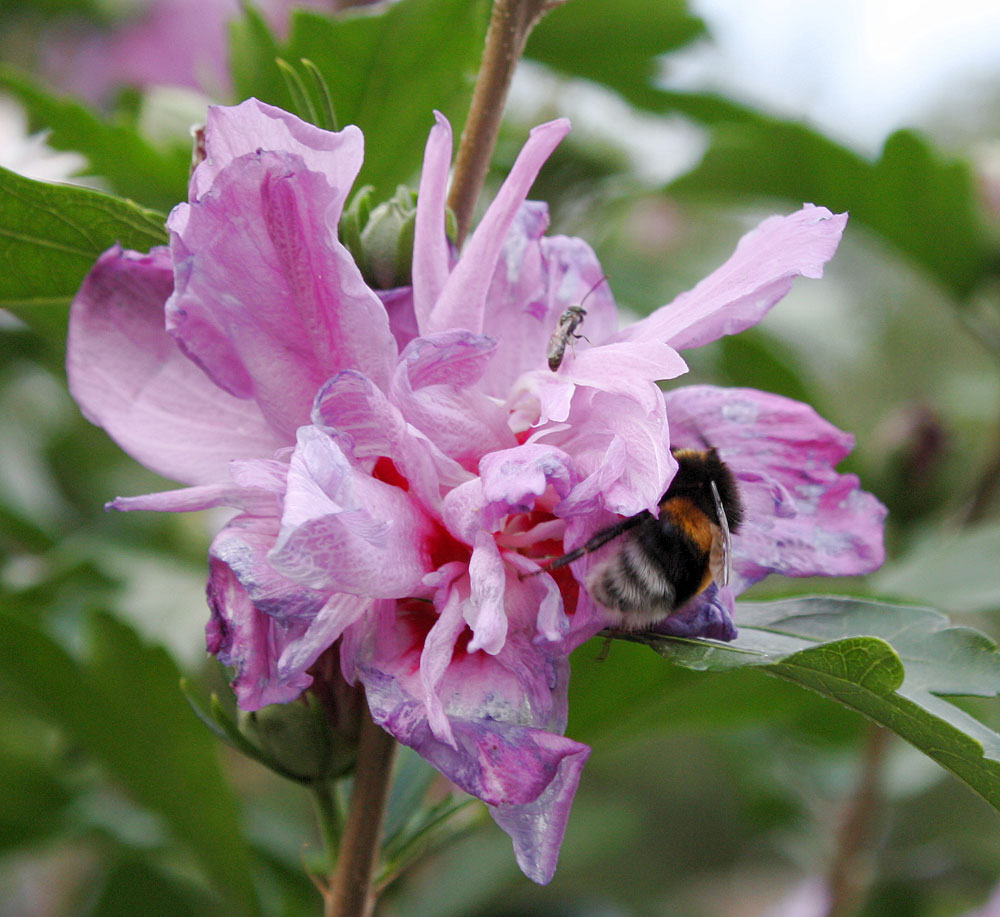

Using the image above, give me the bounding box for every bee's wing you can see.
[708,480,732,587]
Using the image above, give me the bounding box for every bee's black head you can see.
[667,447,744,530]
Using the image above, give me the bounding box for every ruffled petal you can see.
[427,119,571,334]
[391,332,516,468]
[67,245,283,485]
[664,385,887,591]
[617,205,847,350]
[268,427,435,596]
[191,98,364,209]
[167,149,397,439]
[348,590,588,885]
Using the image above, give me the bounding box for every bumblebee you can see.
[543,448,743,629]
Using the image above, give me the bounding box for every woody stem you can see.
[447,0,563,245]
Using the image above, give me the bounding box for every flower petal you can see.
[391,332,516,468]
[427,119,571,334]
[412,111,454,332]
[269,427,434,596]
[348,591,589,885]
[617,205,847,350]
[67,245,283,485]
[664,385,887,590]
[167,150,397,439]
[191,98,364,209]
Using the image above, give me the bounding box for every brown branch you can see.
[824,724,890,917]
[324,710,397,917]
[447,0,565,245]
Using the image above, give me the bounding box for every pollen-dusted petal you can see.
[665,385,887,591]
[617,204,847,350]
[412,111,453,332]
[191,98,364,212]
[67,245,284,485]
[167,150,397,439]
[427,119,571,334]
[269,427,434,597]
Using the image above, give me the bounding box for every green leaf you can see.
[526,0,706,112]
[0,165,166,338]
[0,612,260,914]
[625,597,1000,813]
[0,68,190,211]
[873,524,1000,615]
[666,111,990,299]
[232,0,489,199]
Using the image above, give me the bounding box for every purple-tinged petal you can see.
[167,149,397,438]
[269,427,434,596]
[488,740,589,885]
[412,112,454,332]
[212,512,329,622]
[67,245,283,485]
[349,591,589,884]
[207,543,314,711]
[276,593,373,687]
[665,385,887,591]
[479,443,574,514]
[391,332,516,468]
[378,286,420,351]
[617,205,847,350]
[427,119,571,334]
[651,583,737,641]
[191,98,364,211]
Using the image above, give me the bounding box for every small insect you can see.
[546,276,607,371]
[538,448,743,630]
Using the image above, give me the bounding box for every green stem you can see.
[324,710,398,917]
[312,779,343,868]
[447,0,565,245]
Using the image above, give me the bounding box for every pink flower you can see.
[66,99,885,883]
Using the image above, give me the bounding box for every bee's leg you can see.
[546,511,650,570]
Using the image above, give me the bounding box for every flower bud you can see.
[239,691,357,782]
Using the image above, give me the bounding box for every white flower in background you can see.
[0,94,87,183]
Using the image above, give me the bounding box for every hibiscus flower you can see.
[67,98,885,883]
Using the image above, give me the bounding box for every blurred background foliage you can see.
[2,0,1000,914]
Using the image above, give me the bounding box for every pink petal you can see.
[617,205,847,350]
[67,245,283,485]
[391,332,516,468]
[426,119,571,334]
[348,590,588,884]
[167,150,397,439]
[312,369,469,515]
[268,427,435,596]
[412,111,454,332]
[665,385,887,590]
[191,98,364,209]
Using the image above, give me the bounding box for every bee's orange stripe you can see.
[663,497,715,594]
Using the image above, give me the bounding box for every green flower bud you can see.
[239,692,357,782]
